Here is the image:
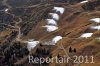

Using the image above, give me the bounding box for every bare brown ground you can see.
[0,30,12,43]
[23,4,100,66]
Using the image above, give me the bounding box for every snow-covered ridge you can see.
[80,0,88,4]
[27,40,39,51]
[52,36,62,44]
[46,19,57,25]
[90,18,100,23]
[53,7,65,14]
[42,25,58,32]
[80,33,93,38]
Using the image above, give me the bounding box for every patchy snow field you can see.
[52,36,62,43]
[53,7,65,14]
[27,40,39,51]
[49,13,59,20]
[80,33,93,38]
[90,25,100,30]
[90,18,100,23]
[46,19,57,25]
[5,8,9,12]
[42,25,58,32]
[80,0,88,3]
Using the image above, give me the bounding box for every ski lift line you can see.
[55,40,79,65]
[60,40,81,66]
[60,41,69,57]
[40,22,94,41]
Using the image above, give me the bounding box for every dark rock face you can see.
[0,42,29,66]
[7,0,41,7]
[54,0,68,3]
[54,0,85,4]
[82,0,100,10]
[7,0,87,7]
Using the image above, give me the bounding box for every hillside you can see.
[0,0,100,66]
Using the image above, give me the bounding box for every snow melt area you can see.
[5,8,9,12]
[49,13,59,20]
[52,36,62,44]
[53,7,65,14]
[27,40,39,51]
[46,19,57,25]
[80,0,88,3]
[90,18,100,23]
[90,25,100,30]
[80,33,93,38]
[42,25,58,32]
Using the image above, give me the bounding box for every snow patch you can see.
[90,25,100,30]
[80,33,93,38]
[5,8,9,12]
[42,25,58,32]
[90,18,100,23]
[46,19,57,25]
[80,0,88,3]
[27,40,39,51]
[49,13,59,20]
[53,7,65,14]
[52,36,62,44]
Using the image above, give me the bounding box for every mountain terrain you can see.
[0,0,100,66]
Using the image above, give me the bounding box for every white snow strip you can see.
[90,18,100,23]
[52,36,62,44]
[80,0,88,3]
[5,8,9,12]
[42,25,58,32]
[80,33,93,38]
[46,19,57,25]
[90,25,100,30]
[53,7,65,14]
[27,40,39,51]
[49,13,59,20]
